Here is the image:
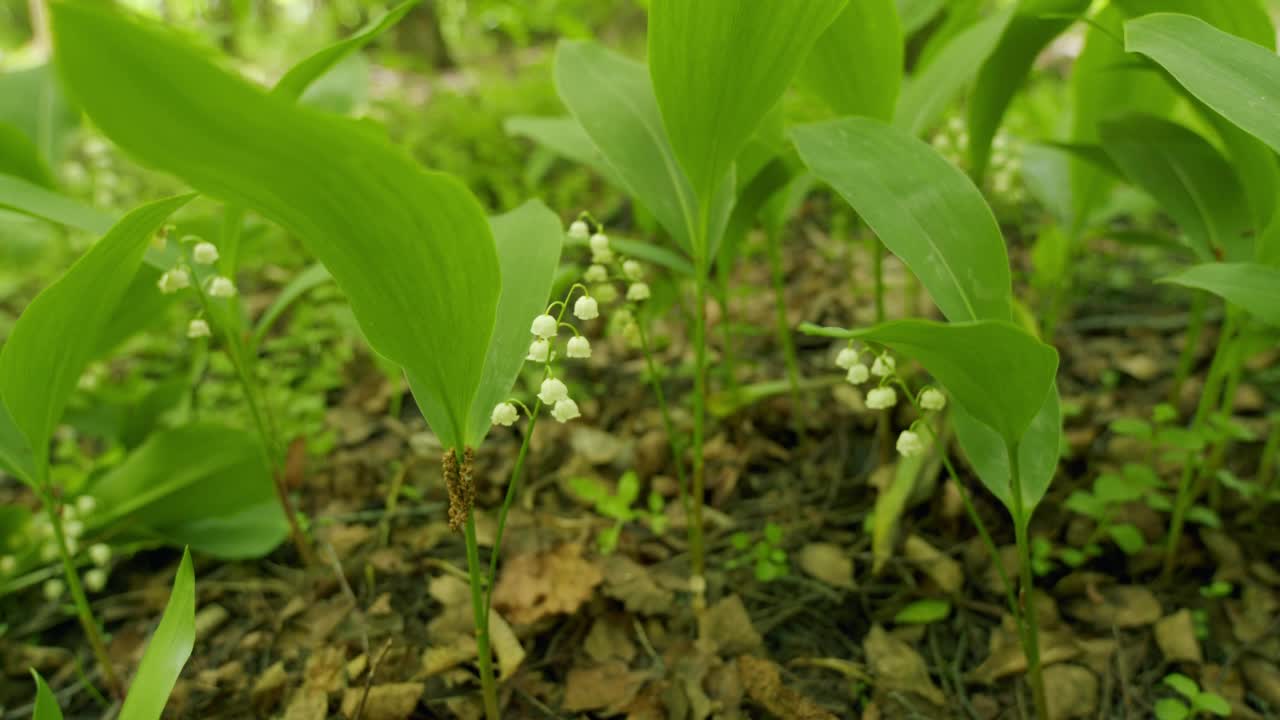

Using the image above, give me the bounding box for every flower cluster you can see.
[834,343,948,458]
[155,232,237,340]
[931,120,1024,205]
[2,496,115,600]
[569,217,651,313]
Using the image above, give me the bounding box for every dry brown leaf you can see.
[584,615,638,664]
[903,535,963,594]
[601,553,674,615]
[799,543,855,590]
[339,683,423,720]
[738,655,837,720]
[1044,665,1098,720]
[1066,585,1161,628]
[493,543,603,625]
[1242,658,1280,707]
[302,646,346,695]
[1155,610,1203,664]
[970,625,1080,684]
[282,689,328,720]
[863,625,946,705]
[706,594,763,656]
[562,661,649,713]
[251,661,289,714]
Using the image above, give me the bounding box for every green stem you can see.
[1204,332,1245,510]
[713,260,739,395]
[484,405,540,617]
[637,320,690,516]
[689,266,709,581]
[764,226,803,436]
[1169,292,1206,406]
[1253,419,1280,514]
[43,499,121,697]
[1007,441,1048,719]
[464,511,500,720]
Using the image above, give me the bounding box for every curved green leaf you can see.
[967,0,1090,181]
[0,123,56,187]
[118,548,195,720]
[0,65,79,168]
[50,0,500,452]
[1160,262,1280,326]
[895,7,1014,137]
[1099,114,1251,261]
[463,200,564,446]
[798,0,903,122]
[0,399,34,485]
[31,670,63,720]
[648,0,847,211]
[90,424,287,558]
[791,117,1012,323]
[504,115,625,187]
[0,195,191,485]
[953,391,1062,523]
[897,0,946,36]
[803,319,1058,443]
[1125,13,1280,156]
[273,0,420,101]
[0,172,113,233]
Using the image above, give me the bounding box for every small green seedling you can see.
[1154,673,1231,720]
[894,598,952,625]
[1199,580,1233,599]
[569,471,667,554]
[726,522,788,582]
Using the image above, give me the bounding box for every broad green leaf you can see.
[0,195,190,484]
[1155,698,1191,720]
[799,0,903,122]
[873,430,936,575]
[967,0,1090,181]
[0,65,79,167]
[0,172,113,233]
[504,115,625,187]
[792,117,1012,323]
[802,319,1058,443]
[51,0,500,452]
[1099,115,1251,261]
[952,391,1062,524]
[118,548,195,720]
[273,0,420,101]
[0,399,35,485]
[895,7,1015,137]
[648,0,847,213]
[897,0,946,35]
[553,40,699,252]
[31,670,63,720]
[1207,114,1277,232]
[1126,13,1280,156]
[894,598,951,625]
[0,123,55,187]
[1192,692,1232,717]
[1160,262,1280,327]
[463,201,564,446]
[90,424,287,558]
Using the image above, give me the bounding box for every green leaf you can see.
[1163,673,1200,700]
[648,0,846,214]
[1160,262,1280,326]
[1154,698,1190,720]
[1099,115,1250,262]
[1192,692,1232,717]
[569,477,607,505]
[1126,13,1280,156]
[1107,523,1146,554]
[0,123,56,187]
[967,0,1090,181]
[1094,472,1146,504]
[30,670,63,720]
[0,65,79,168]
[118,548,195,720]
[51,0,501,452]
[0,195,190,485]
[953,391,1062,525]
[803,319,1058,443]
[0,398,35,485]
[251,263,334,349]
[895,7,1015,137]
[897,0,946,35]
[798,0,902,122]
[90,424,287,558]
[0,172,114,233]
[504,115,625,187]
[872,428,934,574]
[893,598,952,625]
[792,117,1012,323]
[1186,505,1221,528]
[273,0,419,101]
[553,40,700,253]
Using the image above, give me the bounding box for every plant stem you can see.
[43,500,121,697]
[1007,442,1048,719]
[1204,332,1246,510]
[637,321,690,516]
[1169,292,1206,406]
[764,226,803,437]
[713,261,739,395]
[1252,419,1280,516]
[689,266,709,583]
[463,511,500,720]
[485,406,539,617]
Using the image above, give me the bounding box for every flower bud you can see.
[593,284,618,303]
[623,259,643,281]
[920,388,947,411]
[574,295,600,320]
[490,402,519,427]
[626,282,650,302]
[527,338,550,362]
[896,430,924,457]
[192,241,220,265]
[835,347,859,370]
[89,543,112,567]
[589,232,610,254]
[76,495,97,516]
[43,579,65,600]
[846,364,870,385]
[538,378,569,405]
[64,520,84,539]
[592,248,615,264]
[84,569,107,593]
[584,264,608,283]
[41,543,59,562]
[530,313,558,339]
[157,268,190,294]
[871,355,896,378]
[866,386,897,410]
[551,397,581,423]
[566,336,592,359]
[568,220,590,240]
[0,556,15,573]
[208,276,237,298]
[187,318,211,339]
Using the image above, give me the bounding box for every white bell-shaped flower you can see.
[593,284,618,303]
[568,220,590,240]
[43,578,65,600]
[208,276,237,298]
[64,520,84,539]
[530,313,558,339]
[490,402,519,427]
[192,241,220,265]
[40,543,59,562]
[584,264,608,283]
[89,543,112,567]
[187,318,211,339]
[157,268,190,294]
[846,363,870,385]
[551,397,581,423]
[920,388,947,411]
[835,347,860,370]
[566,336,591,359]
[627,282,650,302]
[623,259,643,281]
[896,429,925,457]
[538,378,569,405]
[0,556,15,573]
[592,248,615,264]
[527,338,550,363]
[871,354,896,378]
[574,295,599,320]
[589,232,610,254]
[84,569,107,593]
[866,386,897,410]
[75,495,96,516]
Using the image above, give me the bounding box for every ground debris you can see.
[863,625,946,706]
[799,542,855,589]
[738,654,837,720]
[492,542,603,625]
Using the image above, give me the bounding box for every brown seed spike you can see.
[443,448,476,532]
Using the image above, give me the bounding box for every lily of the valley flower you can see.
[208,276,237,298]
[531,313,558,339]
[538,378,569,405]
[192,241,220,265]
[84,569,107,592]
[527,338,550,362]
[623,259,643,281]
[187,318,211,339]
[551,397,581,423]
[490,402,519,427]
[584,264,608,283]
[89,543,111,567]
[157,268,190,294]
[835,347,859,370]
[574,295,599,320]
[846,364,870,385]
[568,220,590,240]
[920,388,947,411]
[626,282,650,302]
[871,354,896,378]
[866,386,898,410]
[896,429,924,457]
[566,336,591,359]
